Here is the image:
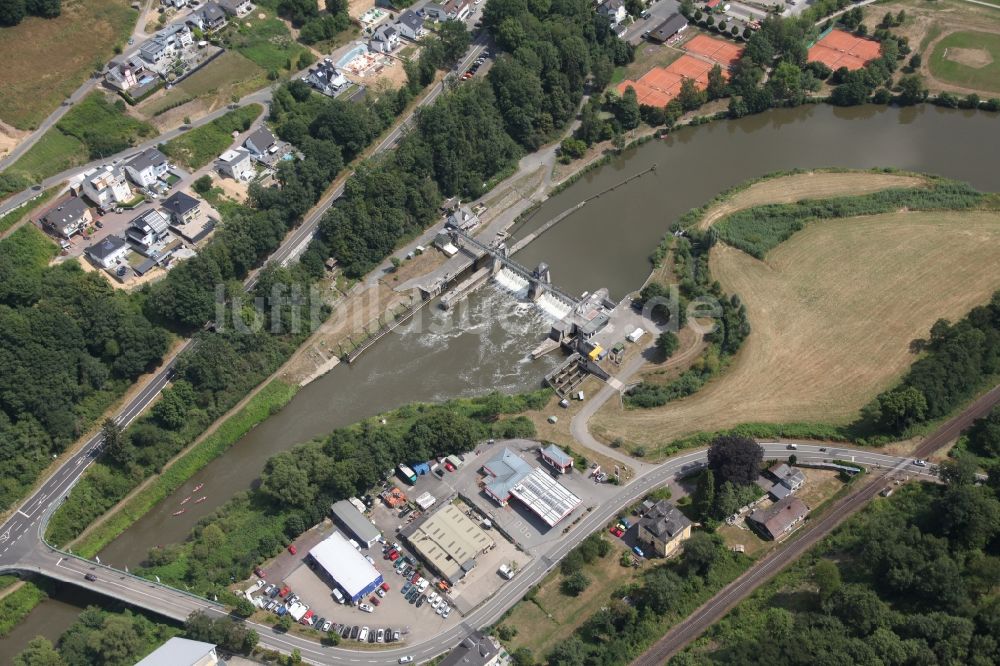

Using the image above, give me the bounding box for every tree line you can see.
[0,0,60,27]
[133,392,544,596]
[626,228,749,409]
[864,291,1000,438]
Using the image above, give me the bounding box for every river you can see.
[5,103,999,662]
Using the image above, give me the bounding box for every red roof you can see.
[706,0,721,7]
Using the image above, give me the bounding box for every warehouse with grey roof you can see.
[330,499,381,547]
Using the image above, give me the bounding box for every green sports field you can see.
[929,30,1000,94]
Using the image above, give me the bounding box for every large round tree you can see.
[707,434,763,486]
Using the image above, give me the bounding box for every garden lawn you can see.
[227,12,308,73]
[0,0,136,129]
[930,30,1000,94]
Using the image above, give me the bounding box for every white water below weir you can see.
[492,268,572,321]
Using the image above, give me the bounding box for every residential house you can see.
[636,500,692,558]
[395,9,426,41]
[198,3,228,31]
[216,148,255,181]
[81,166,133,209]
[162,0,188,8]
[41,198,92,238]
[598,0,627,25]
[105,58,151,92]
[135,637,219,666]
[424,0,471,21]
[768,463,806,492]
[747,496,809,541]
[648,14,688,43]
[124,148,170,188]
[218,0,253,16]
[438,631,502,666]
[126,209,171,253]
[304,60,348,96]
[86,235,131,269]
[446,205,479,231]
[244,127,276,156]
[369,24,400,53]
[139,24,193,66]
[161,191,201,225]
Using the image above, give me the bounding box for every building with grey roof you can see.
[330,499,381,547]
[748,496,809,541]
[540,444,573,474]
[400,503,494,583]
[636,499,692,558]
[648,13,688,43]
[244,126,276,156]
[439,631,503,666]
[125,148,169,188]
[161,191,201,225]
[85,234,130,269]
[135,637,218,666]
[395,9,426,40]
[41,197,92,238]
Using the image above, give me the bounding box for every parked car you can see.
[401,582,412,595]
[276,605,287,617]
[359,603,375,613]
[350,626,360,639]
[388,550,400,561]
[368,629,376,643]
[358,626,369,642]
[342,625,352,639]
[416,594,427,608]
[370,595,381,606]
[913,459,927,467]
[385,626,394,642]
[407,588,419,603]
[376,628,385,643]
[437,603,449,616]
[393,630,402,642]
[288,545,297,555]
[442,606,451,619]
[380,582,390,592]
[376,588,387,598]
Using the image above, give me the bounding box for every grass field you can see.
[594,208,1000,449]
[225,11,308,73]
[503,539,638,656]
[0,0,136,129]
[5,93,155,183]
[160,104,263,170]
[140,51,266,117]
[929,30,1000,94]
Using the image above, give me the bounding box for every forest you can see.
[0,227,168,511]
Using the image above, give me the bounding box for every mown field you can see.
[0,0,136,129]
[929,30,1000,94]
[594,199,1000,449]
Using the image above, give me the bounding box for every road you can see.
[0,0,187,174]
[0,441,940,665]
[631,382,1000,665]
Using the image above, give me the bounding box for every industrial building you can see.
[401,503,494,583]
[309,532,384,603]
[330,500,381,548]
[482,448,582,527]
[135,637,218,666]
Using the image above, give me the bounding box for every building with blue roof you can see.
[482,447,581,527]
[541,444,574,474]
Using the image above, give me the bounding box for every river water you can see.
[4,103,999,661]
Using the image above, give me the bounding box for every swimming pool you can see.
[336,44,369,69]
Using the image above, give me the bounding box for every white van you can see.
[332,588,345,604]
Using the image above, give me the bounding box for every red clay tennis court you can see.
[616,55,715,106]
[684,34,745,69]
[808,29,882,71]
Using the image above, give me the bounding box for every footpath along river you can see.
[3,102,999,659]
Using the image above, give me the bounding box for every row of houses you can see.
[74,147,171,214]
[106,0,252,95]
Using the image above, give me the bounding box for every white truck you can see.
[498,564,515,580]
[287,602,308,622]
